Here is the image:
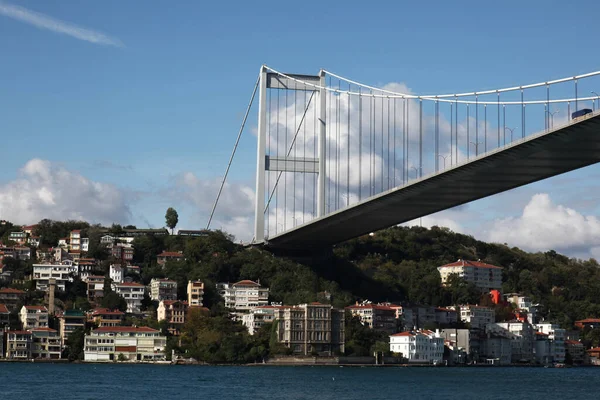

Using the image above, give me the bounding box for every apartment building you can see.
[488,322,535,363]
[150,278,178,301]
[0,303,11,327]
[272,303,345,356]
[435,307,458,326]
[438,259,503,292]
[0,288,24,311]
[157,300,188,335]
[480,333,512,365]
[505,293,539,323]
[8,231,27,245]
[70,230,81,251]
[187,280,204,307]
[109,264,124,284]
[217,280,269,314]
[389,329,444,364]
[345,303,397,333]
[112,282,145,313]
[31,328,62,359]
[242,306,277,335]
[89,308,125,327]
[110,244,134,263]
[83,326,167,362]
[20,305,49,330]
[565,340,585,364]
[535,323,566,363]
[441,329,481,362]
[59,309,86,346]
[86,275,105,303]
[5,331,32,359]
[458,305,495,330]
[33,263,77,291]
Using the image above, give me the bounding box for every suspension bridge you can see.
[208,66,600,249]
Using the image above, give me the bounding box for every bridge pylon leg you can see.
[254,66,267,243]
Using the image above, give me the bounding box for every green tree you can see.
[165,207,179,234]
[65,327,86,361]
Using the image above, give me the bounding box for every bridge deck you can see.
[262,113,600,249]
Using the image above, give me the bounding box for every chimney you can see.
[48,278,56,315]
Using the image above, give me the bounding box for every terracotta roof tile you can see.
[93,326,159,333]
[440,259,503,270]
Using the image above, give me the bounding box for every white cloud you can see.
[0,1,123,47]
[485,193,600,255]
[0,159,131,225]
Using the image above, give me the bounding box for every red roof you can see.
[435,307,456,312]
[0,304,9,313]
[346,304,395,311]
[115,282,144,287]
[587,347,600,353]
[31,327,57,332]
[390,331,415,337]
[535,332,549,336]
[0,288,25,294]
[440,259,503,270]
[162,300,188,306]
[7,330,32,335]
[91,308,125,316]
[24,305,47,311]
[565,340,583,346]
[93,326,159,333]
[233,280,260,286]
[576,318,600,324]
[157,251,183,257]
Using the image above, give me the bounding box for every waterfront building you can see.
[487,322,535,363]
[345,303,397,333]
[150,278,178,301]
[59,309,86,346]
[33,263,77,291]
[389,329,444,364]
[440,329,481,362]
[187,280,204,307]
[438,259,503,292]
[272,303,345,355]
[31,328,62,359]
[480,333,512,365]
[242,306,277,335]
[19,305,49,330]
[83,326,167,362]
[565,340,585,364]
[89,308,125,327]
[458,305,495,330]
[0,303,10,327]
[111,282,145,313]
[5,330,32,359]
[157,300,188,335]
[535,323,566,363]
[217,280,269,314]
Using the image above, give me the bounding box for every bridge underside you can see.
[262,114,600,250]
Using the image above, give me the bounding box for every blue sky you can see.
[2,0,600,257]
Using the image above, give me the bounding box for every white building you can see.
[535,323,566,363]
[150,278,178,301]
[112,282,145,313]
[83,326,166,362]
[438,259,503,292]
[389,329,444,364]
[481,334,512,365]
[33,263,77,291]
[458,305,495,330]
[187,280,204,307]
[487,322,535,363]
[217,280,269,314]
[19,305,49,330]
[109,264,124,284]
[505,293,539,323]
[242,306,277,335]
[81,238,90,252]
[70,230,81,251]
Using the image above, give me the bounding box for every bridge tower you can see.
[254,66,326,243]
